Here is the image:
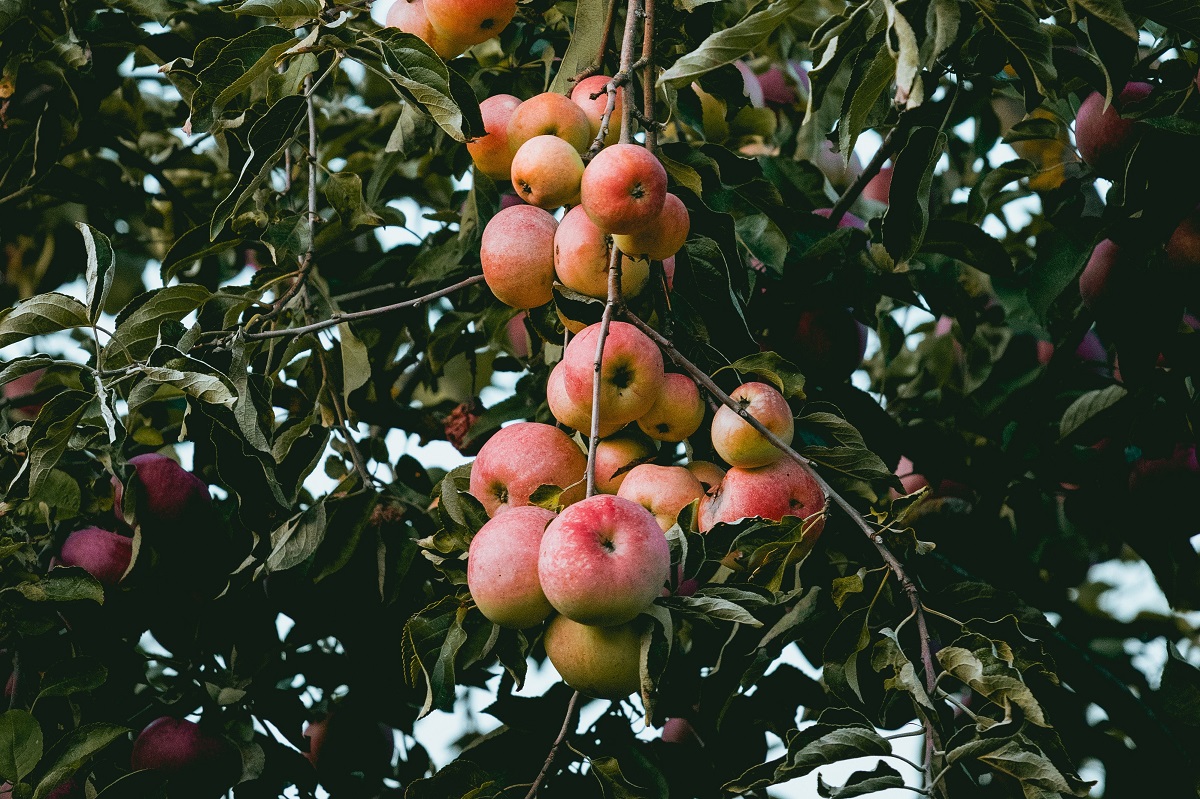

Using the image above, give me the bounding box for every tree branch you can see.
[523,690,581,799]
[585,0,642,157]
[640,0,656,151]
[827,124,903,228]
[584,249,624,497]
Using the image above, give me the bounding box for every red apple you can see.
[686,461,725,494]
[637,372,705,442]
[813,208,868,230]
[384,0,466,59]
[1074,82,1153,177]
[1079,239,1121,313]
[304,708,395,789]
[1167,204,1200,271]
[506,312,532,358]
[791,307,869,380]
[894,455,929,494]
[480,204,557,309]
[114,453,210,527]
[699,458,827,533]
[710,382,794,468]
[507,92,593,154]
[580,144,668,234]
[423,0,516,48]
[469,422,587,515]
[862,165,892,205]
[570,75,623,147]
[538,494,670,625]
[2,368,46,420]
[613,193,690,262]
[467,506,557,628]
[561,321,666,428]
[661,717,701,744]
[130,717,240,799]
[757,61,808,107]
[593,428,657,494]
[546,361,623,438]
[467,94,522,180]
[59,527,132,588]
[616,464,705,531]
[510,135,584,209]
[554,205,650,299]
[662,255,676,290]
[543,614,642,699]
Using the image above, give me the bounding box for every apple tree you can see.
[1,0,1200,796]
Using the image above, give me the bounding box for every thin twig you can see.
[640,0,656,151]
[242,274,485,340]
[585,0,642,157]
[827,125,903,227]
[523,691,581,799]
[584,250,624,497]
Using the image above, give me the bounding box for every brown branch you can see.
[640,0,657,152]
[585,0,643,158]
[242,274,485,341]
[584,249,624,497]
[621,308,943,787]
[827,125,902,228]
[569,0,619,86]
[523,690,582,799]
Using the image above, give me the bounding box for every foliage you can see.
[0,0,1199,796]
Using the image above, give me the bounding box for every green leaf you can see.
[1059,384,1126,440]
[714,351,806,399]
[658,0,804,88]
[0,710,42,783]
[920,219,1015,276]
[0,357,58,391]
[135,366,237,407]
[830,568,865,610]
[326,173,385,229]
[937,641,1048,726]
[35,657,108,702]
[881,126,945,264]
[105,285,212,369]
[1131,0,1200,42]
[658,594,763,626]
[950,736,1094,797]
[1001,116,1063,143]
[883,0,923,109]
[590,755,643,799]
[972,0,1057,102]
[160,225,243,283]
[550,0,606,94]
[339,323,371,400]
[264,498,327,573]
[817,761,905,798]
[967,159,1036,223]
[33,723,129,799]
[24,391,92,498]
[871,627,936,712]
[374,30,483,142]
[10,567,105,604]
[231,0,323,22]
[0,294,91,350]
[188,27,298,134]
[77,223,115,324]
[839,42,895,160]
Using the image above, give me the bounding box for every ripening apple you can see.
[1167,205,1200,271]
[732,61,766,108]
[480,204,557,309]
[468,506,556,627]
[2,368,46,420]
[637,372,705,442]
[423,0,516,48]
[469,422,587,515]
[791,307,869,380]
[613,193,690,262]
[580,144,668,234]
[593,428,657,493]
[304,708,395,791]
[130,717,241,799]
[812,208,868,231]
[114,453,211,527]
[561,321,666,427]
[861,164,892,205]
[554,205,650,299]
[510,135,584,209]
[813,139,863,192]
[59,527,132,588]
[698,458,826,533]
[1074,82,1153,177]
[757,61,808,107]
[546,362,623,438]
[1,776,84,799]
[467,94,521,180]
[617,464,705,531]
[710,382,794,469]
[686,460,725,493]
[1079,239,1121,314]
[384,0,467,59]
[538,494,670,625]
[894,455,930,495]
[507,92,593,154]
[543,614,642,699]
[571,75,623,146]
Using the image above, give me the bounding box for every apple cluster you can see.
[462,323,825,698]
[470,83,690,310]
[384,0,517,60]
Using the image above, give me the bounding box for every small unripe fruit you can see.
[467,94,522,180]
[480,205,557,309]
[59,527,132,587]
[580,144,668,234]
[510,135,584,209]
[507,93,593,154]
[130,717,240,799]
[571,75,623,146]
[613,193,690,261]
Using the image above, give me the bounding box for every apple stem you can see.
[621,307,944,788]
[584,249,625,497]
[523,689,581,799]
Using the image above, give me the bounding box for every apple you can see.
[813,139,863,191]
[467,506,557,628]
[732,61,766,108]
[423,0,516,48]
[661,717,701,745]
[510,135,584,209]
[812,208,867,231]
[616,464,705,531]
[613,193,690,262]
[130,717,240,799]
[59,527,132,588]
[467,94,522,180]
[1128,443,1200,512]
[546,361,623,438]
[710,382,794,469]
[637,372,705,442]
[1167,204,1200,271]
[1074,82,1153,177]
[538,494,670,625]
[894,455,929,494]
[304,708,394,790]
[2,368,46,420]
[698,458,827,532]
[862,165,892,205]
[580,144,668,234]
[561,321,666,428]
[570,75,623,146]
[757,61,809,107]
[543,614,642,699]
[791,306,869,380]
[554,205,650,299]
[593,428,657,493]
[114,453,210,527]
[1079,239,1122,313]
[469,422,587,515]
[0,776,84,799]
[506,312,532,358]
[480,204,557,309]
[686,461,725,493]
[384,0,466,59]
[507,92,593,154]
